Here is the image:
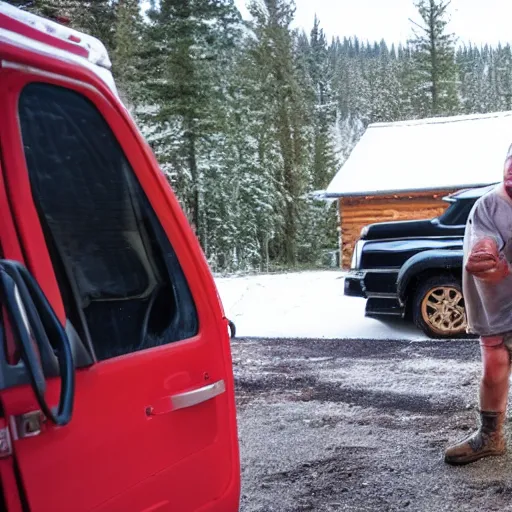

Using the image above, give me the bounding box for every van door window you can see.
[18,83,198,360]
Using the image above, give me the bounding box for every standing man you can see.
[445,145,512,466]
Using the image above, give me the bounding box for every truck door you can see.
[0,65,239,511]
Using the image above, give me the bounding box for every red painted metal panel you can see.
[0,31,240,512]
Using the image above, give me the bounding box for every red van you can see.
[0,3,240,511]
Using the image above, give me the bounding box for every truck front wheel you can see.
[412,275,467,339]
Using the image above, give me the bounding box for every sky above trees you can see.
[235,0,512,47]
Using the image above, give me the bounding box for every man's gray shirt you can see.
[463,185,512,336]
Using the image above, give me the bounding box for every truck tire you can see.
[412,275,467,339]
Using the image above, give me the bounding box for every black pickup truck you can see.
[345,184,496,338]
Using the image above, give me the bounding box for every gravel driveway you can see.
[233,337,512,512]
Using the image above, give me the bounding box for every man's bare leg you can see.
[480,338,511,411]
[444,336,509,465]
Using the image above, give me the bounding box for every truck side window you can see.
[18,83,198,360]
[438,200,475,226]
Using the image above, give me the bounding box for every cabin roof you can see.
[326,111,512,198]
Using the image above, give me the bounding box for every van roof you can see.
[0,1,118,95]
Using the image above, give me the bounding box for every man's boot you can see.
[444,411,506,465]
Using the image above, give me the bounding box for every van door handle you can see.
[146,380,226,416]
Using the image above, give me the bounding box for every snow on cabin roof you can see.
[0,1,118,96]
[326,111,512,198]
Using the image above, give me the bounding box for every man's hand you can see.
[466,238,498,273]
[466,237,509,283]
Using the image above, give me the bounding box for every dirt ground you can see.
[232,337,512,512]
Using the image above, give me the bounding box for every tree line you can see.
[10,0,512,272]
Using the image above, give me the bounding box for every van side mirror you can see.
[0,260,75,426]
[228,319,236,339]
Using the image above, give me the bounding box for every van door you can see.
[0,65,239,512]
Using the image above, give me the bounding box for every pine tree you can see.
[495,44,512,111]
[248,0,309,266]
[396,44,421,120]
[408,0,459,116]
[371,41,402,122]
[140,0,241,248]
[306,17,337,189]
[112,0,143,108]
[479,47,501,112]
[219,42,284,271]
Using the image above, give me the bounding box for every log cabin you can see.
[325,111,512,269]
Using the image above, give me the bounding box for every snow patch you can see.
[316,357,477,396]
[215,271,427,340]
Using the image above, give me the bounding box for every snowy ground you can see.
[216,271,425,341]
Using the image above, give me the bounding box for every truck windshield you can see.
[437,199,476,226]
